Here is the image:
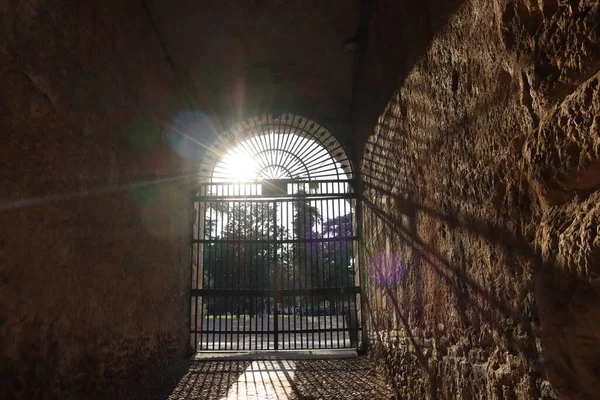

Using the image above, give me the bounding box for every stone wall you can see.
[1,1,197,398]
[357,1,600,399]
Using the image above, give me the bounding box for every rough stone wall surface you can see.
[1,1,196,398]
[358,1,600,399]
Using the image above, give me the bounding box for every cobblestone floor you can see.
[167,357,396,399]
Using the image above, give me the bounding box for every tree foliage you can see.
[202,193,354,315]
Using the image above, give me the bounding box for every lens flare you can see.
[370,252,405,286]
[166,110,218,163]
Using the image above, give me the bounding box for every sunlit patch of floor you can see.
[167,357,397,400]
[222,360,296,399]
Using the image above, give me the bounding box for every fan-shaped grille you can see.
[199,114,352,182]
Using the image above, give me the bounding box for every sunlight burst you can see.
[216,149,259,181]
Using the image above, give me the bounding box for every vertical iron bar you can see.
[261,200,266,350]
[341,191,347,349]
[325,193,332,349]
[198,187,205,351]
[204,210,210,352]
[193,198,198,352]
[303,188,309,348]
[289,193,297,349]
[226,197,235,350]
[284,199,289,349]
[343,192,349,348]
[205,195,210,350]
[273,200,279,350]
[250,197,255,350]
[193,195,200,352]
[280,198,286,349]
[217,190,224,350]
[217,195,223,351]
[282,197,287,349]
[254,197,260,350]
[229,196,235,349]
[280,199,286,349]
[341,183,347,348]
[340,189,346,349]
[221,185,228,350]
[317,197,323,349]
[327,192,336,349]
[353,179,362,351]
[286,195,293,349]
[226,193,232,351]
[209,196,216,350]
[205,187,212,350]
[307,194,314,349]
[196,195,210,348]
[241,195,247,350]
[222,196,228,351]
[207,185,218,350]
[235,198,241,350]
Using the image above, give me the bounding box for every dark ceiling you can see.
[149,0,362,132]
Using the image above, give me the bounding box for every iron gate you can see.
[190,179,361,351]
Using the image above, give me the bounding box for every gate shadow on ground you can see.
[291,358,397,400]
[165,358,396,399]
[165,361,250,400]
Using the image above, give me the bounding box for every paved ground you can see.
[167,357,396,399]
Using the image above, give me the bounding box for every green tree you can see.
[201,191,354,316]
[202,201,287,315]
[291,190,322,290]
[322,212,354,289]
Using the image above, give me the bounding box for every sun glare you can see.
[217,149,258,181]
[211,127,349,183]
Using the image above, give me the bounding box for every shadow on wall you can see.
[356,2,600,398]
[352,0,467,150]
[360,91,545,400]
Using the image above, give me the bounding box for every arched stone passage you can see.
[189,114,363,352]
[3,0,599,398]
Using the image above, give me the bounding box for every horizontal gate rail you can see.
[201,178,356,186]
[191,328,361,335]
[194,193,356,201]
[192,236,357,244]
[191,287,360,297]
[200,179,357,185]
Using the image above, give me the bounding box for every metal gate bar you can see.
[190,180,361,351]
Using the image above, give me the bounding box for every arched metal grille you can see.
[197,113,353,183]
[190,114,361,352]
